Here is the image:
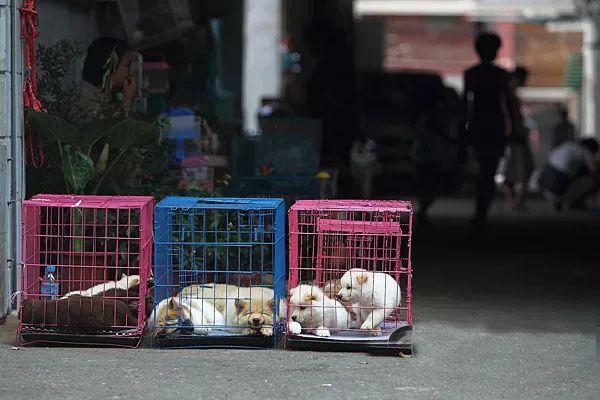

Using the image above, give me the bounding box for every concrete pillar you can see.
[242,0,282,133]
[0,0,23,317]
[582,19,599,138]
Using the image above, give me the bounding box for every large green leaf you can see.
[61,145,96,194]
[27,109,80,145]
[102,119,160,148]
[77,116,123,148]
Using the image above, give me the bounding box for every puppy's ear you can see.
[168,298,176,310]
[235,299,247,313]
[304,293,318,302]
[355,273,369,285]
[121,273,127,279]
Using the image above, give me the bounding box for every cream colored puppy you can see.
[149,296,225,336]
[180,283,276,336]
[337,268,401,335]
[288,284,353,337]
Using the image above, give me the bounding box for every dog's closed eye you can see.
[299,306,307,310]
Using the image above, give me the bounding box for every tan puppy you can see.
[321,279,359,322]
[235,296,275,336]
[180,283,276,336]
[149,296,225,336]
[149,297,184,336]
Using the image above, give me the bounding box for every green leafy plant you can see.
[37,40,82,117]
[28,109,160,194]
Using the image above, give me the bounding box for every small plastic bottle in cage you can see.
[40,265,59,300]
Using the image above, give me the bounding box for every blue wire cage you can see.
[152,197,286,348]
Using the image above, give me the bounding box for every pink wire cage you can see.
[287,200,413,338]
[18,195,154,347]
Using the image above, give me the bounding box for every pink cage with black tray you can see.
[17,195,154,347]
[286,200,413,355]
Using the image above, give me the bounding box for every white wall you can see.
[243,0,282,132]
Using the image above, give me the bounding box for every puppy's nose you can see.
[252,317,261,324]
[337,294,343,300]
[291,315,297,321]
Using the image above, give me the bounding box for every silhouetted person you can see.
[552,106,576,149]
[413,81,461,225]
[503,66,535,210]
[306,24,359,177]
[463,32,513,228]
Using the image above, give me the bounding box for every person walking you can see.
[463,32,514,228]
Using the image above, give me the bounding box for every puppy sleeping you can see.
[20,295,138,331]
[61,274,140,298]
[337,268,401,335]
[288,284,354,337]
[179,284,276,337]
[150,296,225,336]
[235,296,275,336]
[151,284,277,337]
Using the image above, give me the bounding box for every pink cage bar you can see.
[287,200,413,353]
[18,195,154,347]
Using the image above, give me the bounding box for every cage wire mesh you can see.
[287,200,413,344]
[18,195,154,347]
[152,197,286,347]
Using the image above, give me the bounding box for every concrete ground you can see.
[1,198,599,400]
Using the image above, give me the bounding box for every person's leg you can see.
[563,176,596,209]
[416,164,438,223]
[474,152,501,225]
[503,181,516,208]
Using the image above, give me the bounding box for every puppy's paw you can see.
[360,322,382,336]
[194,328,210,335]
[242,328,259,335]
[288,321,302,335]
[315,326,331,337]
[260,326,273,337]
[369,327,383,336]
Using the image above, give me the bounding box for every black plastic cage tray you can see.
[18,328,144,348]
[285,325,413,355]
[154,335,278,349]
[153,331,282,349]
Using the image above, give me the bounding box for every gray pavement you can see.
[1,199,599,400]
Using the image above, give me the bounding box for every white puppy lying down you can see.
[337,268,401,335]
[288,284,354,337]
[150,296,225,335]
[171,296,225,335]
[61,274,140,298]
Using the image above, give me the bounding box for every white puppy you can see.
[172,296,225,335]
[337,268,401,335]
[61,273,140,298]
[150,296,225,335]
[288,284,353,337]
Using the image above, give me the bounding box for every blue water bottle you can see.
[41,265,59,299]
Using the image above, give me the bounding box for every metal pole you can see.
[0,0,14,317]
[11,0,24,313]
